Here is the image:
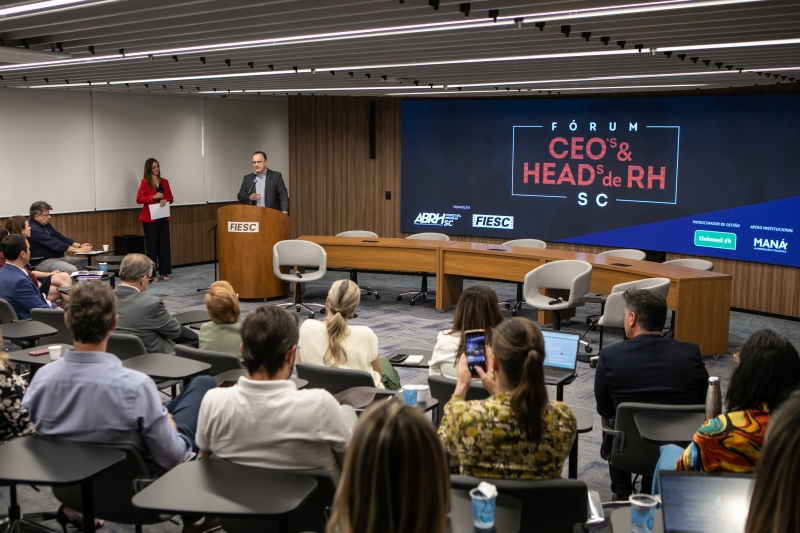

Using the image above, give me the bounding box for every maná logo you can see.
[753,237,788,253]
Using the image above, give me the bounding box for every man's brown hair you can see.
[66,281,118,344]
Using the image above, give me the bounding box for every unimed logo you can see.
[227,221,260,233]
[472,214,514,229]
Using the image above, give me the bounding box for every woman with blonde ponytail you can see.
[438,317,577,479]
[298,279,400,390]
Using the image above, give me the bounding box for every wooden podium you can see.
[216,205,290,299]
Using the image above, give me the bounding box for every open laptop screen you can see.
[541,330,579,371]
[660,471,755,533]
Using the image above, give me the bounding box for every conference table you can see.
[299,236,732,355]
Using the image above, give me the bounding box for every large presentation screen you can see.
[400,94,800,267]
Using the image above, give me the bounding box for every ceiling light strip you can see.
[0,0,87,17]
[656,38,800,52]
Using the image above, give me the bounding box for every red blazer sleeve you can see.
[137,179,157,205]
[137,179,172,223]
[162,179,174,204]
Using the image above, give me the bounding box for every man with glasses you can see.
[28,200,92,273]
[236,151,289,213]
[115,253,198,353]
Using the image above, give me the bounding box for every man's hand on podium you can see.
[249,193,261,202]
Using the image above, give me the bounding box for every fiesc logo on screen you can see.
[413,213,461,227]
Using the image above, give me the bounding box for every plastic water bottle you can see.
[705,377,722,421]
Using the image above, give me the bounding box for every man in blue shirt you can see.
[23,280,216,476]
[28,200,92,273]
[0,234,52,319]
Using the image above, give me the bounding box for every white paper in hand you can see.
[477,481,498,498]
[149,201,171,220]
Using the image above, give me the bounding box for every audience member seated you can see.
[197,305,353,477]
[594,288,709,500]
[438,317,577,479]
[0,234,54,319]
[4,217,72,302]
[745,389,800,533]
[0,333,35,439]
[428,285,504,379]
[198,281,242,358]
[115,253,198,353]
[327,401,450,533]
[27,201,92,273]
[22,281,216,477]
[298,279,400,390]
[652,329,800,489]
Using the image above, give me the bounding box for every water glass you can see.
[402,388,418,406]
[470,488,496,529]
[630,494,658,532]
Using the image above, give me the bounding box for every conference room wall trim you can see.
[287,88,800,319]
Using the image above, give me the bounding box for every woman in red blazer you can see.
[136,158,173,281]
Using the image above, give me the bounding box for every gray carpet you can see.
[3,264,799,533]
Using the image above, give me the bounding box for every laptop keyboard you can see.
[544,368,573,380]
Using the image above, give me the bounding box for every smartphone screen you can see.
[464,330,487,376]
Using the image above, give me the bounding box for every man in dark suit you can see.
[236,151,289,213]
[0,234,53,319]
[594,288,709,500]
[114,253,198,353]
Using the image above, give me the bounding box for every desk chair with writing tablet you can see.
[450,475,588,533]
[396,232,450,305]
[273,240,328,319]
[106,333,181,396]
[661,259,713,337]
[428,374,489,427]
[296,362,375,396]
[174,344,243,377]
[522,260,592,331]
[500,239,547,315]
[335,231,380,300]
[0,298,19,324]
[30,308,73,345]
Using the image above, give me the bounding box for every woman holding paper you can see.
[136,158,173,281]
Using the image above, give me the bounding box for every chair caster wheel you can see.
[397,296,402,301]
[512,310,517,316]
[410,300,415,306]
[309,313,315,319]
[296,307,301,312]
[422,295,427,300]
[584,346,593,353]
[319,307,326,314]
[366,291,372,295]
[375,294,381,300]
[586,318,593,325]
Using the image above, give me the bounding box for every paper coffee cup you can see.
[49,345,63,361]
[406,384,429,402]
[103,244,109,251]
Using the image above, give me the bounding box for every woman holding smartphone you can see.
[438,317,577,479]
[136,158,173,281]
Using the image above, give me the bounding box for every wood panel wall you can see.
[1,203,228,267]
[288,90,800,319]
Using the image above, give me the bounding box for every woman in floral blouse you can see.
[0,334,36,440]
[438,317,576,479]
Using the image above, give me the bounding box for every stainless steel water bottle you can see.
[705,377,722,421]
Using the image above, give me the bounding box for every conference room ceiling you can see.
[0,0,798,97]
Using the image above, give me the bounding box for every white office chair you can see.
[599,249,647,261]
[523,260,592,330]
[661,258,713,336]
[273,240,328,319]
[335,231,380,299]
[500,239,547,315]
[397,232,450,305]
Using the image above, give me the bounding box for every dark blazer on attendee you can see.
[114,285,182,354]
[28,219,75,261]
[236,170,289,212]
[0,263,51,320]
[594,333,709,421]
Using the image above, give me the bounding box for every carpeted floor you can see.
[3,263,799,533]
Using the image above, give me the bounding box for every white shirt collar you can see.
[9,262,28,275]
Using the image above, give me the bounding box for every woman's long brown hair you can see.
[452,285,504,360]
[143,158,161,190]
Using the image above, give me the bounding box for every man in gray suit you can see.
[236,151,289,213]
[114,254,198,353]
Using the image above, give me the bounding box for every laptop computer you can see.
[660,471,755,533]
[541,330,579,384]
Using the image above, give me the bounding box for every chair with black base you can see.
[273,240,328,319]
[427,374,489,427]
[499,239,547,315]
[295,362,375,396]
[335,231,380,300]
[106,333,180,396]
[174,345,243,377]
[523,260,592,330]
[601,402,705,495]
[52,445,171,533]
[30,308,73,345]
[450,475,589,533]
[0,298,19,324]
[396,233,450,305]
[219,466,336,533]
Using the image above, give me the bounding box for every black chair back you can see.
[174,344,243,376]
[30,308,73,344]
[107,333,147,360]
[219,466,337,533]
[52,444,166,526]
[0,298,18,324]
[428,374,490,425]
[295,362,375,396]
[451,475,588,533]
